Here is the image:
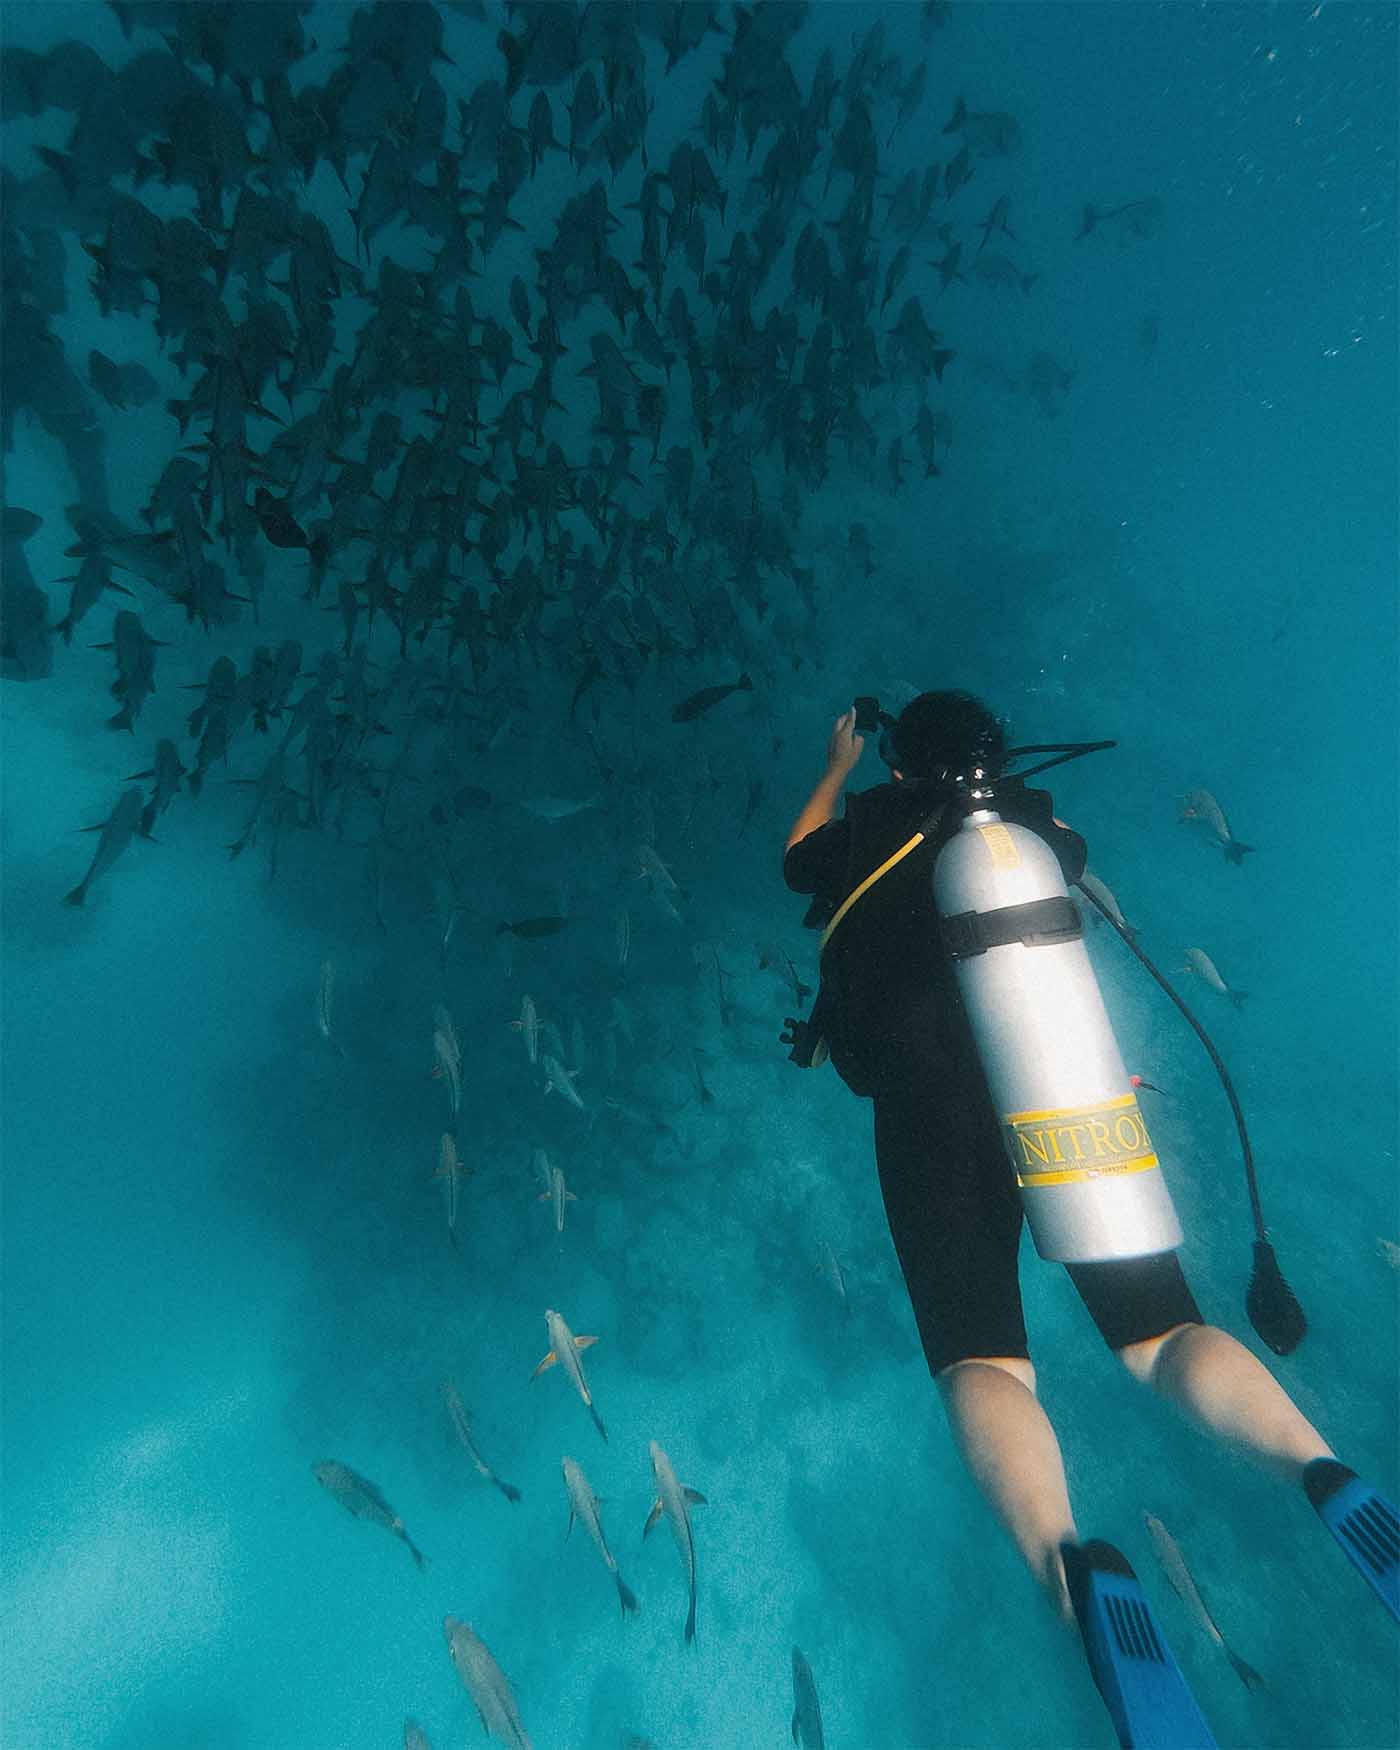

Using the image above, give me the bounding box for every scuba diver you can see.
[783,689,1397,1748]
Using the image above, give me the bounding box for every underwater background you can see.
[2,2,1396,1746]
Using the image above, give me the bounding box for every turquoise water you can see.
[2,3,1396,1746]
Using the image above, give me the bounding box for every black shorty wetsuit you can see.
[784,779,1202,1376]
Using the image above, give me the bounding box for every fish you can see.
[432,1005,463,1118]
[643,1439,705,1642]
[972,253,1036,294]
[497,915,569,938]
[538,1160,578,1235]
[975,193,1016,257]
[1022,350,1075,416]
[758,945,813,1009]
[532,1307,607,1442]
[1179,788,1254,864]
[518,794,600,821]
[943,142,974,201]
[531,1147,556,1194]
[124,737,186,837]
[226,746,290,860]
[1076,197,1164,241]
[561,1455,639,1615]
[1143,1512,1263,1691]
[312,1459,426,1569]
[432,1133,472,1247]
[542,1053,585,1112]
[442,1379,521,1504]
[1183,948,1247,1009]
[316,958,346,1056]
[942,95,1022,156]
[1077,870,1137,940]
[819,1241,850,1315]
[671,673,753,722]
[443,1618,532,1750]
[637,843,683,896]
[95,608,162,732]
[87,348,157,410]
[508,994,541,1064]
[1378,1238,1400,1270]
[929,239,967,294]
[614,907,631,971]
[404,1722,432,1750]
[3,508,53,677]
[440,904,463,971]
[253,486,309,549]
[608,996,636,1047]
[64,787,146,906]
[791,1646,826,1748]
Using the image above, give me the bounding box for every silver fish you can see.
[442,1379,521,1504]
[609,996,636,1045]
[538,1161,577,1235]
[443,1618,532,1750]
[819,1241,850,1315]
[1183,948,1247,1009]
[791,1647,826,1748]
[508,994,540,1064]
[316,958,346,1056]
[312,1459,426,1569]
[440,903,463,971]
[1143,1512,1263,1691]
[432,1134,471,1246]
[432,1006,463,1117]
[533,1308,606,1441]
[519,794,599,821]
[637,842,682,894]
[644,1439,706,1642]
[404,1722,432,1750]
[542,1053,585,1111]
[1077,870,1136,940]
[562,1455,638,1614]
[1179,788,1254,864]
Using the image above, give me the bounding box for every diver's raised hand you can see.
[826,708,865,775]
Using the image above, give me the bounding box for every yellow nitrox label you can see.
[978,823,1020,868]
[1005,1093,1160,1187]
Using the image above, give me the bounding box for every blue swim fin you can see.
[1061,1539,1218,1749]
[1304,1460,1399,1623]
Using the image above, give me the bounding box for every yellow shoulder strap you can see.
[819,829,929,955]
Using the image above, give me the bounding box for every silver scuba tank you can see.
[933,808,1183,1263]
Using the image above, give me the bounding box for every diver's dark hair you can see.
[887,690,1007,784]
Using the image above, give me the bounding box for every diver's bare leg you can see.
[937,1356,1078,1626]
[1118,1322,1334,1481]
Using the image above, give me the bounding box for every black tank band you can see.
[940,896,1083,959]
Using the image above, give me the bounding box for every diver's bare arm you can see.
[786,767,848,850]
[785,710,864,851]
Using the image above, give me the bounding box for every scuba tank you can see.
[933,748,1183,1264]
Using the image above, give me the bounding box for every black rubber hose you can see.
[1074,879,1306,1355]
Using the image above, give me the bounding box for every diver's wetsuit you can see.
[784,779,1202,1376]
